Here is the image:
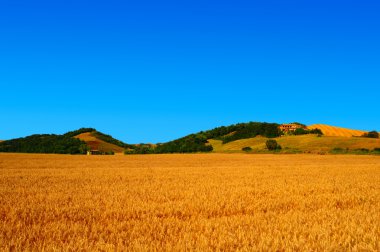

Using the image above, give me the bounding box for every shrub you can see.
[290,128,323,135]
[124,149,135,155]
[330,147,345,154]
[242,147,252,152]
[293,128,308,135]
[354,148,369,153]
[266,140,281,151]
[362,131,379,138]
[372,148,380,154]
[309,128,323,135]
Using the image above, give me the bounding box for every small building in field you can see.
[279,123,306,133]
[87,150,102,155]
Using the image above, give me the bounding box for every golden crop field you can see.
[209,135,380,153]
[0,153,379,251]
[307,124,367,137]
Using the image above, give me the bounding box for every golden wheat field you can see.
[307,124,367,137]
[0,153,379,251]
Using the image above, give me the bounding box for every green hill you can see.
[0,128,131,154]
[0,134,88,154]
[128,122,281,154]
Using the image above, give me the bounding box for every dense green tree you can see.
[287,128,323,136]
[266,140,281,150]
[242,146,252,152]
[218,122,281,143]
[293,128,308,135]
[362,131,379,138]
[309,128,323,135]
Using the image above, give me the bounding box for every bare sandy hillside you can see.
[74,132,124,153]
[307,124,367,137]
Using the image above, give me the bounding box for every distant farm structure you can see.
[87,150,102,155]
[279,123,306,133]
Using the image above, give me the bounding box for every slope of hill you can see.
[129,122,281,154]
[209,134,380,154]
[74,132,125,153]
[0,134,88,154]
[126,122,377,154]
[0,128,129,154]
[307,124,366,137]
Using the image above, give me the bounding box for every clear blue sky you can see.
[1,0,379,143]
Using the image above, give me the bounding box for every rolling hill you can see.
[208,124,380,153]
[208,134,380,154]
[128,122,282,154]
[307,124,367,137]
[120,122,379,154]
[207,123,379,154]
[74,132,125,153]
[0,134,88,154]
[0,123,378,155]
[0,128,130,154]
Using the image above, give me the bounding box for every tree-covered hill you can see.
[0,134,88,154]
[0,122,327,155]
[128,122,282,154]
[0,128,133,154]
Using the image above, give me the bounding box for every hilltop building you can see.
[279,123,306,133]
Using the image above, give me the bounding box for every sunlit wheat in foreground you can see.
[0,153,379,250]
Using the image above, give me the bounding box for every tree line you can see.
[0,134,88,154]
[289,128,323,135]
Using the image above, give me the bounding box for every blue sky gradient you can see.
[1,0,379,143]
